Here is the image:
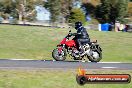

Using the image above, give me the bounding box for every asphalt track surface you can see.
[0,59,132,70]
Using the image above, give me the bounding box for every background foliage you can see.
[68,8,86,25]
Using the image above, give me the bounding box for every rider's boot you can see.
[79,46,85,56]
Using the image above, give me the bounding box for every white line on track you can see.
[8,59,34,60]
[0,59,131,63]
[101,67,118,69]
[99,62,122,63]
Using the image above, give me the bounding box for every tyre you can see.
[88,52,102,62]
[52,48,67,61]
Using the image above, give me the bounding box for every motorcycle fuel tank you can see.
[65,40,76,47]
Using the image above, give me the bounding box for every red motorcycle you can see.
[52,30,102,62]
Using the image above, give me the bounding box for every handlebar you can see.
[65,31,73,39]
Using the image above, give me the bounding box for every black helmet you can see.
[75,21,82,30]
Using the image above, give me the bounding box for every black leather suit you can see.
[73,26,90,50]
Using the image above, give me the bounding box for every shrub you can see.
[68,8,86,26]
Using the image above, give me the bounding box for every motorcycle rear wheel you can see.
[88,52,102,62]
[52,48,67,61]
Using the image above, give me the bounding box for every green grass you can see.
[0,69,131,88]
[0,24,132,62]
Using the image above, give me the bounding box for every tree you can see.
[0,0,18,19]
[95,0,129,23]
[68,8,86,25]
[81,2,96,17]
[45,0,74,23]
[45,0,61,23]
[60,0,73,23]
[128,2,132,16]
[0,0,44,21]
[95,0,111,23]
[115,0,129,23]
[12,0,43,22]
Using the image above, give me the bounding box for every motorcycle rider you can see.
[70,22,90,55]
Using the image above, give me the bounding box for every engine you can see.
[83,44,100,59]
[83,44,91,56]
[72,48,79,57]
[68,43,100,59]
[68,47,79,58]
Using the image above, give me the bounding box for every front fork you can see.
[57,44,66,55]
[58,47,63,54]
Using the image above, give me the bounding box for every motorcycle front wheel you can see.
[52,48,67,61]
